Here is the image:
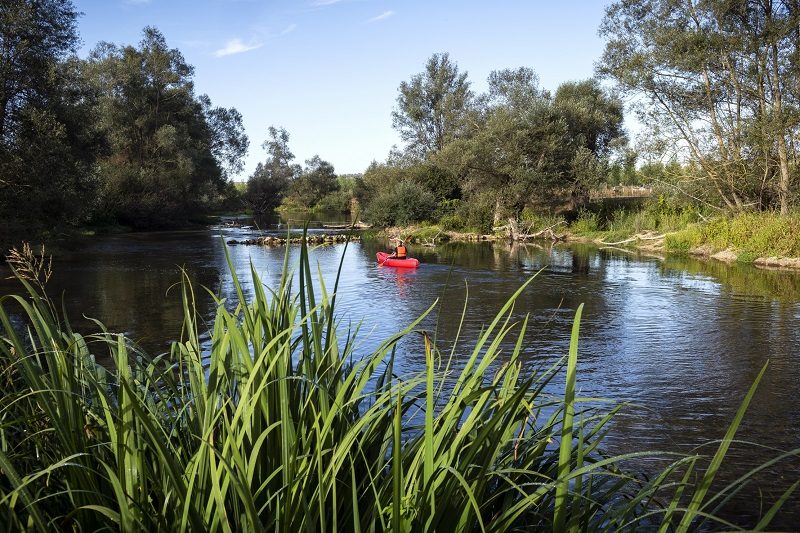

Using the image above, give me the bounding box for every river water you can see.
[2,222,800,527]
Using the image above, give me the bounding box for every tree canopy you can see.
[600,0,800,213]
[246,126,300,215]
[0,0,93,235]
[356,55,629,232]
[392,52,473,158]
[87,27,248,227]
[0,8,249,241]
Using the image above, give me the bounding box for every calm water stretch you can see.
[3,221,800,527]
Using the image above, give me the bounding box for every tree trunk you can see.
[771,42,791,214]
[493,198,503,227]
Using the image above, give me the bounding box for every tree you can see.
[436,69,557,225]
[0,0,99,239]
[436,70,626,232]
[553,79,625,159]
[0,0,79,142]
[246,126,300,214]
[599,0,800,213]
[286,155,338,209]
[88,27,247,227]
[392,53,473,157]
[364,180,437,227]
[199,95,249,180]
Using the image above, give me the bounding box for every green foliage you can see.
[437,194,495,233]
[519,207,563,233]
[664,227,703,254]
[553,79,625,159]
[0,241,795,531]
[408,224,444,242]
[87,27,248,228]
[284,155,339,209]
[697,213,800,258]
[435,68,625,223]
[392,52,473,156]
[358,161,459,225]
[246,126,299,215]
[0,0,97,241]
[570,209,600,235]
[600,0,800,212]
[364,179,437,226]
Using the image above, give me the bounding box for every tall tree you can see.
[436,69,625,231]
[553,79,625,159]
[88,27,247,227]
[392,53,473,157]
[246,126,300,214]
[0,0,98,238]
[0,0,79,142]
[600,0,800,213]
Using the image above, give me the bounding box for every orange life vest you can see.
[396,245,407,259]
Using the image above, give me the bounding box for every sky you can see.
[72,0,616,179]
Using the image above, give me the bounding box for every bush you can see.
[315,189,353,212]
[445,193,494,233]
[570,209,600,235]
[364,179,437,226]
[519,208,563,233]
[664,226,703,253]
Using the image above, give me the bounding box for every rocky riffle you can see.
[227,233,359,246]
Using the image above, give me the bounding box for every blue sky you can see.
[73,0,615,178]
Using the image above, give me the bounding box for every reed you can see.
[0,239,796,531]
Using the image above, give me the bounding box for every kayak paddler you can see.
[388,237,407,260]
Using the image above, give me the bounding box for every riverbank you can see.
[373,212,800,270]
[570,211,800,270]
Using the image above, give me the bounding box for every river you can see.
[2,222,799,527]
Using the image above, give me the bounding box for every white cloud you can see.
[215,38,264,57]
[366,10,395,23]
[280,24,297,35]
[312,0,343,6]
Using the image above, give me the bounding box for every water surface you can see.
[2,224,799,527]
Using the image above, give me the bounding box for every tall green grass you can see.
[0,239,796,531]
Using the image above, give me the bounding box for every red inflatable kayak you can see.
[377,252,420,268]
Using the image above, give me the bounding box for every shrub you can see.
[570,209,600,235]
[664,226,703,253]
[364,179,437,226]
[451,193,494,233]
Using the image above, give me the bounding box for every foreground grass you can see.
[0,240,797,531]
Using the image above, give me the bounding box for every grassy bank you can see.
[0,241,797,530]
[567,209,800,266]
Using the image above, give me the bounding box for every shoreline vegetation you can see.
[1,239,797,531]
[370,210,800,271]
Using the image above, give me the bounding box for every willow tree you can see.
[600,0,800,213]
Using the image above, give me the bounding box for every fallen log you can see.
[599,233,667,246]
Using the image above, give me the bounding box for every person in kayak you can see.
[388,237,407,260]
